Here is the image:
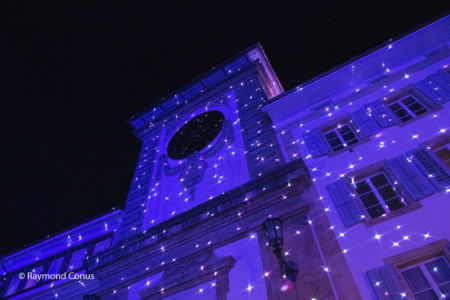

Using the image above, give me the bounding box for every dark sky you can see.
[1,1,449,256]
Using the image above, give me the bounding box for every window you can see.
[401,256,450,299]
[323,123,359,152]
[387,95,428,122]
[167,111,225,160]
[433,142,450,169]
[354,172,405,219]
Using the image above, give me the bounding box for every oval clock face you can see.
[167,111,225,160]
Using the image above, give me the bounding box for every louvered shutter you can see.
[414,70,450,104]
[365,100,399,128]
[47,257,64,275]
[385,155,436,201]
[93,238,111,255]
[69,248,87,270]
[302,128,330,158]
[326,179,363,227]
[367,265,404,300]
[408,148,450,191]
[350,108,381,137]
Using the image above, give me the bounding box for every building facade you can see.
[1,15,449,300]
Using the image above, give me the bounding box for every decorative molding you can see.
[138,251,235,300]
[86,160,309,296]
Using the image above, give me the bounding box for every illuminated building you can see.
[1,15,449,300]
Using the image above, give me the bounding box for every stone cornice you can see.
[132,62,268,141]
[138,252,235,299]
[87,159,310,294]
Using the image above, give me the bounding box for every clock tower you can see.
[116,44,285,240]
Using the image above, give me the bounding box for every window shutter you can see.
[69,248,87,270]
[350,108,381,137]
[407,147,450,191]
[93,238,111,255]
[48,257,64,275]
[326,179,363,227]
[367,265,404,300]
[365,100,399,128]
[385,155,436,201]
[302,128,329,158]
[414,71,450,104]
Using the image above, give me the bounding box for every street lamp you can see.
[263,218,298,282]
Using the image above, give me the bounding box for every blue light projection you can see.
[142,90,250,229]
[1,15,450,300]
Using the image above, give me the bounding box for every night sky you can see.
[1,1,449,256]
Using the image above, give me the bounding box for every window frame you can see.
[400,256,450,299]
[353,171,406,219]
[323,122,360,152]
[318,116,366,156]
[426,133,450,170]
[433,143,450,168]
[387,94,428,122]
[347,160,422,227]
[384,239,450,300]
[382,84,440,127]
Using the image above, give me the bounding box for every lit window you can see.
[433,142,450,169]
[354,172,404,219]
[387,95,427,122]
[401,256,450,299]
[323,123,359,152]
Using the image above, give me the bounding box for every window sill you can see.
[363,201,422,227]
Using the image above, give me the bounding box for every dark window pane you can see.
[377,186,397,200]
[355,181,371,194]
[167,111,225,160]
[439,282,450,298]
[393,108,410,119]
[425,258,450,285]
[346,138,358,145]
[338,125,351,134]
[407,102,424,112]
[325,131,337,139]
[367,205,385,218]
[371,174,389,187]
[415,108,427,115]
[401,96,416,105]
[434,148,450,168]
[400,114,413,122]
[327,137,342,148]
[403,267,431,293]
[389,103,402,111]
[360,193,379,207]
[414,290,439,300]
[332,145,344,152]
[386,198,405,211]
[342,131,357,142]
